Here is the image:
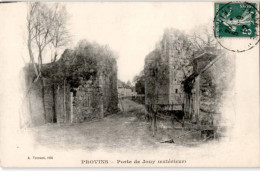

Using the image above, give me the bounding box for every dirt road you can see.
[30,99,188,152]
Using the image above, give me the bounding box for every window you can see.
[175,89,178,93]
[87,96,91,107]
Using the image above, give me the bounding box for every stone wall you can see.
[22,67,55,126]
[55,81,71,124]
[101,63,119,115]
[25,77,45,126]
[23,45,119,127]
[72,79,101,123]
[144,53,158,105]
[145,29,188,107]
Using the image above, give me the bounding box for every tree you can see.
[26,2,40,79]
[189,23,218,52]
[126,80,132,87]
[133,70,144,84]
[49,3,71,63]
[133,70,145,94]
[27,2,70,72]
[166,29,195,78]
[135,75,145,95]
[26,2,70,122]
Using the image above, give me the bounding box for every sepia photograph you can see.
[0,1,259,167]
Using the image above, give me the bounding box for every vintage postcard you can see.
[0,1,259,167]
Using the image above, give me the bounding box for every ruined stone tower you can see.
[145,28,193,110]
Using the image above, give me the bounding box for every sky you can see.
[9,2,214,83]
[65,2,214,83]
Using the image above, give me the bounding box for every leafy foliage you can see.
[41,40,118,88]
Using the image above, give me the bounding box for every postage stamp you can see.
[214,2,257,38]
[214,2,259,52]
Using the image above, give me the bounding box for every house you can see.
[22,46,118,127]
[117,80,136,98]
[182,48,234,128]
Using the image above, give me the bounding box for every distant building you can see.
[117,80,136,98]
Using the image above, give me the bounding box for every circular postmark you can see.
[214,2,259,52]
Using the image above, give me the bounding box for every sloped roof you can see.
[183,51,225,88]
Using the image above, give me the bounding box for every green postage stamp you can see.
[214,2,257,37]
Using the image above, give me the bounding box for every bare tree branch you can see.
[26,2,71,75]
